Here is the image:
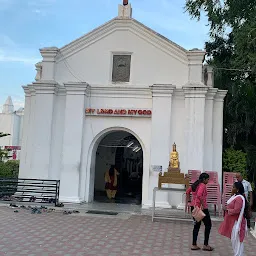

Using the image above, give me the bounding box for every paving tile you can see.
[0,206,255,255]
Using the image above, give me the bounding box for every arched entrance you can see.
[93,130,143,205]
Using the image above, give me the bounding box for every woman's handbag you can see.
[192,206,206,222]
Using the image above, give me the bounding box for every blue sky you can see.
[0,0,209,110]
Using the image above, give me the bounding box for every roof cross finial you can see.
[123,0,128,6]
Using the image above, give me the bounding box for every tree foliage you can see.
[0,160,19,178]
[185,0,256,184]
[223,148,247,178]
[0,132,10,138]
[0,132,11,162]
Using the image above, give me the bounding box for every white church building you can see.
[0,96,24,159]
[19,2,227,208]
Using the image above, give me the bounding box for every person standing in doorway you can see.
[219,182,248,256]
[186,173,214,251]
[235,173,253,228]
[105,165,119,201]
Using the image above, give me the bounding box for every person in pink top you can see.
[186,173,214,251]
[219,182,248,256]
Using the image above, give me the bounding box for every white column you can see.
[48,86,66,180]
[203,88,218,171]
[39,47,58,81]
[30,82,56,178]
[183,87,208,172]
[187,50,205,85]
[59,83,88,203]
[19,87,32,177]
[212,90,227,186]
[148,84,175,208]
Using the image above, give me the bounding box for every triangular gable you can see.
[57,17,189,64]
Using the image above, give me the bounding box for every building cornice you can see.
[63,82,89,95]
[173,88,184,99]
[23,86,31,97]
[150,84,176,97]
[187,49,206,64]
[206,88,218,100]
[215,89,228,102]
[183,86,208,98]
[39,47,59,62]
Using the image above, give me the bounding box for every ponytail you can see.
[191,180,200,192]
[191,172,210,192]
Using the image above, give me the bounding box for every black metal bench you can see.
[0,178,60,206]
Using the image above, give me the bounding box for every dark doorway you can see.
[93,131,143,205]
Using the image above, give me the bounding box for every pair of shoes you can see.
[191,246,200,250]
[202,246,214,251]
[56,203,64,207]
[63,210,72,215]
[191,245,214,251]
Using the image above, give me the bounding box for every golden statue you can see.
[158,142,189,188]
[169,143,179,169]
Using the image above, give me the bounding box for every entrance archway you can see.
[93,131,143,205]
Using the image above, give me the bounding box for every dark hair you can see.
[234,182,249,219]
[191,173,210,192]
[234,182,245,195]
[109,165,115,177]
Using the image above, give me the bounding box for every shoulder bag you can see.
[192,195,206,222]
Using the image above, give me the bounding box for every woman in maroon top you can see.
[186,173,214,251]
[218,182,248,256]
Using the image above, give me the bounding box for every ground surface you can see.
[0,206,255,256]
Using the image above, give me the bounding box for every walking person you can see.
[104,165,119,201]
[186,173,214,251]
[235,173,253,228]
[219,182,248,256]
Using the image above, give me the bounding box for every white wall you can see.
[55,30,188,87]
[0,114,12,146]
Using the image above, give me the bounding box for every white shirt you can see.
[242,179,252,200]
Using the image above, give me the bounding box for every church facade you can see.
[19,2,227,208]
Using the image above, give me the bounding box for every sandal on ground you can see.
[63,210,72,215]
[202,246,214,251]
[191,246,201,250]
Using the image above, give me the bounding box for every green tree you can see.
[223,148,247,178]
[0,132,10,162]
[185,0,256,185]
[0,132,10,138]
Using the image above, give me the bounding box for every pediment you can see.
[56,18,189,64]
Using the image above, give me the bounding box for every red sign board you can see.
[5,146,21,150]
[85,108,152,117]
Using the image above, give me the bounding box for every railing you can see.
[0,178,60,206]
